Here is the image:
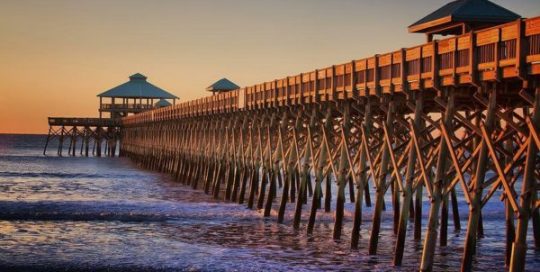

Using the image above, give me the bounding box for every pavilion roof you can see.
[155,99,172,108]
[98,73,178,99]
[409,0,520,33]
[206,78,240,92]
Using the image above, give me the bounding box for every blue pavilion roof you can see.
[409,0,520,33]
[206,78,240,92]
[155,99,172,108]
[98,73,178,99]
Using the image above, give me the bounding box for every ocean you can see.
[0,134,538,271]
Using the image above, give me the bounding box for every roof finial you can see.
[129,73,147,81]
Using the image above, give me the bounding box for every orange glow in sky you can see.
[1,0,539,134]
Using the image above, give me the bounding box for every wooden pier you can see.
[43,117,121,157]
[44,73,177,157]
[119,15,540,271]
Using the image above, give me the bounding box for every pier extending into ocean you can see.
[44,117,120,157]
[46,2,540,271]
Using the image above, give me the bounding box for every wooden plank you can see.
[317,69,327,78]
[345,63,353,74]
[501,24,519,41]
[406,47,421,61]
[392,51,402,64]
[476,28,499,46]
[438,38,456,54]
[525,16,540,36]
[457,35,471,50]
[335,64,345,76]
[367,57,376,69]
[422,44,434,57]
[355,59,366,70]
[379,54,392,66]
[527,55,540,63]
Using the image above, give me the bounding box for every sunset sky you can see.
[1,0,539,134]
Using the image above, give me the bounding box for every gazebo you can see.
[206,78,240,95]
[97,73,178,118]
[409,0,520,41]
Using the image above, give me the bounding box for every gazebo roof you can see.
[409,0,520,34]
[206,78,240,93]
[98,73,178,99]
[155,99,172,108]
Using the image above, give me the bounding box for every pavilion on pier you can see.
[98,73,178,118]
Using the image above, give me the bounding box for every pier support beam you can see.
[368,97,395,255]
[462,85,497,271]
[420,90,455,271]
[509,85,540,272]
[394,92,423,265]
[351,99,372,249]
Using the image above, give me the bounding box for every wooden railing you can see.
[123,16,540,126]
[49,117,120,127]
[100,103,154,111]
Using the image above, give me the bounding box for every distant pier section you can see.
[48,117,120,127]
[44,73,178,156]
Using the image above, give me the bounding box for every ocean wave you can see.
[0,171,107,179]
[0,170,148,180]
[0,200,257,223]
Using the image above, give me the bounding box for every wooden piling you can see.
[420,90,455,271]
[351,100,372,249]
[509,86,540,272]
[368,98,395,255]
[394,92,423,265]
[307,108,332,234]
[462,86,497,271]
[333,102,351,240]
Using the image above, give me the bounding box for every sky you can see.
[1,0,539,134]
